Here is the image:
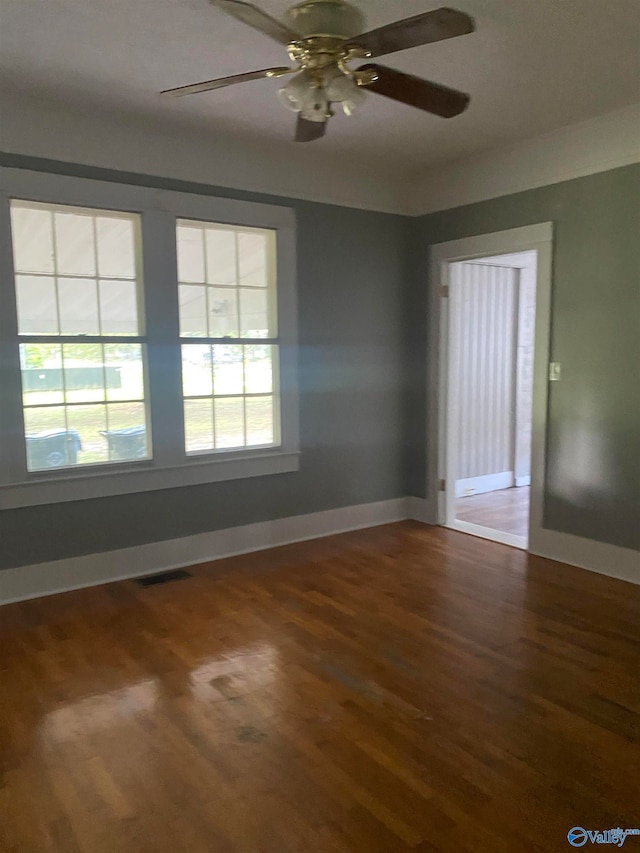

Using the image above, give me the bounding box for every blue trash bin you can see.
[99,426,147,461]
[25,429,82,470]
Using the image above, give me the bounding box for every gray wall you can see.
[407,164,640,551]
[0,155,408,569]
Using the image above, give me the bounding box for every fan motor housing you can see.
[286,0,365,39]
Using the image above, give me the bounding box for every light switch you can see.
[549,362,562,381]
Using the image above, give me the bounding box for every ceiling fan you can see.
[161,0,475,141]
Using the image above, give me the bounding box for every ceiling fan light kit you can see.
[278,65,367,120]
[161,0,475,141]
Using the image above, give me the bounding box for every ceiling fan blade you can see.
[360,64,470,118]
[346,7,474,58]
[210,0,299,45]
[161,67,292,97]
[295,115,327,142]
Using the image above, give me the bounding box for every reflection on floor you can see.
[456,485,530,538]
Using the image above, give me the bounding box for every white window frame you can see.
[0,168,299,509]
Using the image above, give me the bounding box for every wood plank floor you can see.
[1,522,639,852]
[456,486,530,538]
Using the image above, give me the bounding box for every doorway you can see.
[447,252,536,548]
[428,224,554,554]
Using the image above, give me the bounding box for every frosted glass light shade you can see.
[277,71,313,112]
[326,73,366,115]
[326,73,353,101]
[341,87,365,116]
[299,86,329,122]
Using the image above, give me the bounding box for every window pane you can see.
[58,277,99,335]
[24,407,69,471]
[179,285,207,337]
[212,345,243,395]
[177,225,204,283]
[96,217,135,278]
[15,275,58,335]
[239,288,270,338]
[54,212,95,276]
[10,206,54,274]
[244,345,273,394]
[66,404,108,465]
[245,397,274,446]
[20,344,64,406]
[214,397,244,449]
[104,344,144,401]
[11,202,149,473]
[63,344,105,403]
[106,402,147,432]
[12,204,142,342]
[185,399,213,454]
[21,346,151,469]
[100,280,139,335]
[205,229,236,285]
[208,287,238,337]
[238,231,268,287]
[104,403,149,460]
[182,345,213,397]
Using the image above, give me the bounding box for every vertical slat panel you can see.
[453,263,518,482]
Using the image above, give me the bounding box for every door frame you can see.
[427,223,554,553]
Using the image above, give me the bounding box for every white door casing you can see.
[428,224,553,551]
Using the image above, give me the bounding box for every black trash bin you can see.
[99,426,147,461]
[25,429,82,470]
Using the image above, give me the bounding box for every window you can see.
[10,202,149,472]
[177,220,279,454]
[0,169,298,509]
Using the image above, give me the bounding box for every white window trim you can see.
[0,167,299,509]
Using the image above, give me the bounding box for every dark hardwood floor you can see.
[1,522,639,852]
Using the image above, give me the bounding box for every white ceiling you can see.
[1,0,639,175]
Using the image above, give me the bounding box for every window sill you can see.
[0,450,300,510]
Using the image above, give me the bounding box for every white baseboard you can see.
[406,496,436,524]
[530,528,639,587]
[515,475,531,487]
[0,498,410,605]
[1,496,637,605]
[455,472,514,497]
